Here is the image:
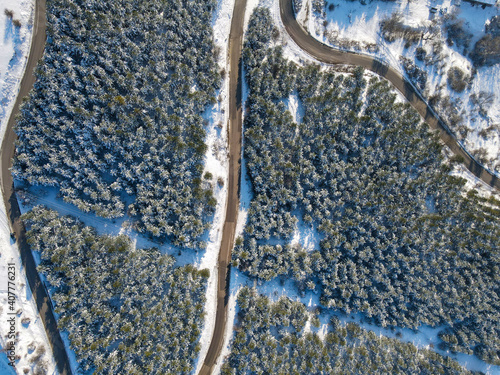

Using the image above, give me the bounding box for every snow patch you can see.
[0,203,58,375]
[290,214,323,252]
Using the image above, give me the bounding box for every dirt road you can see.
[0,1,73,374]
[197,0,247,374]
[199,2,498,373]
[280,0,499,190]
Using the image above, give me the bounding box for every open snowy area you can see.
[0,0,33,139]
[298,0,500,175]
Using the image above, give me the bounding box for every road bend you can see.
[0,0,73,373]
[280,0,499,190]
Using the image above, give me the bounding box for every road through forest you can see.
[200,1,499,374]
[0,0,73,374]
[4,1,498,375]
[280,0,499,190]
[197,0,246,374]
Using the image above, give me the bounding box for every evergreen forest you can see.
[23,206,209,374]
[233,8,500,365]
[14,0,221,248]
[222,288,474,375]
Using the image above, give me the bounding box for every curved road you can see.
[4,0,496,374]
[200,1,499,374]
[1,0,72,374]
[280,0,499,190]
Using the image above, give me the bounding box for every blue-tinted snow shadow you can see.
[3,17,14,44]
[238,58,254,216]
[0,349,16,375]
[4,19,23,70]
[15,183,206,268]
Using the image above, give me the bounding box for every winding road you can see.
[1,0,72,374]
[3,0,497,375]
[280,0,499,190]
[200,1,499,374]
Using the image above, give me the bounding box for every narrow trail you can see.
[280,0,499,190]
[197,0,246,374]
[0,0,73,374]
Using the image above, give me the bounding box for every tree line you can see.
[233,7,500,365]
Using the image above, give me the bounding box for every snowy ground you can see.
[0,200,57,375]
[5,0,232,373]
[0,0,33,141]
[299,0,500,175]
[0,1,59,374]
[216,1,500,374]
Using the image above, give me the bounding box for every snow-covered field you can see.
[299,0,500,175]
[0,1,59,374]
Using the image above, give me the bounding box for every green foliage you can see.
[23,206,208,374]
[235,8,500,365]
[222,289,472,374]
[14,0,220,248]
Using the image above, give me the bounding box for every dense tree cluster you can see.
[222,288,472,375]
[234,8,500,365]
[471,15,500,67]
[379,12,422,47]
[399,56,427,91]
[14,0,220,248]
[447,66,470,93]
[23,206,209,374]
[446,20,472,54]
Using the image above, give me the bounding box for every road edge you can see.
[0,1,73,374]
